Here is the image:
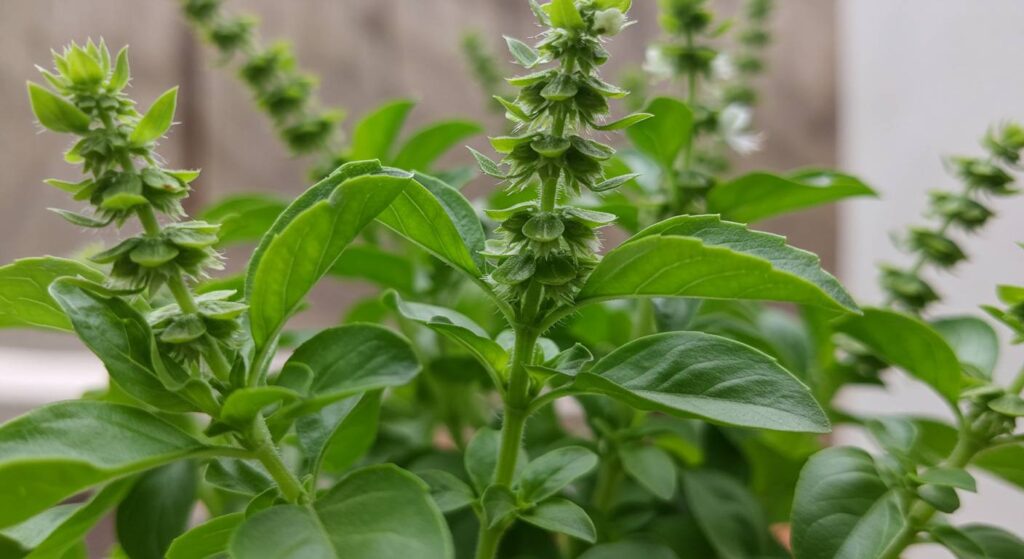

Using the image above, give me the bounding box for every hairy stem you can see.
[475,325,540,559]
[878,425,980,559]
[247,414,308,505]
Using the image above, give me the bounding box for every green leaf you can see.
[578,215,858,313]
[275,325,420,418]
[130,87,177,146]
[974,444,1024,491]
[545,0,586,29]
[593,113,653,131]
[619,443,677,500]
[468,147,507,179]
[791,447,907,559]
[27,82,91,134]
[931,524,1024,559]
[392,120,483,171]
[377,173,484,276]
[166,513,243,559]
[682,469,771,559]
[204,460,273,496]
[116,461,197,559]
[988,394,1024,416]
[348,99,414,161]
[49,278,192,411]
[708,170,877,223]
[481,485,518,529]
[504,36,541,67]
[245,162,411,351]
[417,470,475,513]
[915,467,977,492]
[221,386,300,425]
[520,498,596,543]
[0,401,209,528]
[931,316,1000,379]
[834,308,961,401]
[0,478,132,558]
[200,194,287,247]
[626,97,693,169]
[0,257,103,331]
[109,46,130,91]
[329,245,416,293]
[517,446,598,503]
[579,542,678,559]
[573,332,830,433]
[296,391,382,477]
[385,291,507,380]
[229,465,453,558]
[50,208,113,228]
[465,428,501,493]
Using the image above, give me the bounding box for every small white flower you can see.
[593,8,627,36]
[718,104,765,155]
[711,53,736,81]
[643,46,673,82]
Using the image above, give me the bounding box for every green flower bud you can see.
[183,0,221,23]
[209,17,254,54]
[983,122,1024,164]
[929,192,993,231]
[908,228,966,268]
[950,157,1016,195]
[916,484,959,514]
[880,266,939,312]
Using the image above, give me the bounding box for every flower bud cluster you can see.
[882,123,1022,313]
[473,0,640,312]
[30,40,243,367]
[183,0,344,176]
[723,0,775,107]
[149,290,247,363]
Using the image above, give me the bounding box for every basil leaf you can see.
[0,257,103,331]
[931,315,1000,379]
[329,245,416,293]
[200,194,287,247]
[27,82,91,134]
[625,97,693,169]
[791,447,907,559]
[0,401,210,528]
[296,391,382,477]
[116,461,198,559]
[465,428,502,493]
[520,498,596,543]
[835,307,961,401]
[417,470,476,513]
[707,170,876,223]
[166,513,244,559]
[682,469,772,559]
[578,542,679,559]
[578,215,858,313]
[274,325,420,419]
[0,478,132,558]
[348,99,414,161]
[386,291,507,380]
[974,444,1024,491]
[573,332,830,433]
[229,465,453,559]
[931,524,1024,559]
[377,173,484,275]
[392,120,483,172]
[130,87,178,146]
[49,278,192,412]
[619,443,677,500]
[516,446,598,503]
[245,161,411,351]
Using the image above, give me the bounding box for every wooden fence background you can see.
[0,0,837,344]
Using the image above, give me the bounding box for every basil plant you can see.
[1,1,1022,559]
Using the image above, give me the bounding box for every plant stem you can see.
[592,453,622,514]
[475,325,540,559]
[247,414,308,505]
[878,426,980,559]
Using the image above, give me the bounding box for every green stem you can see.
[475,326,540,559]
[878,427,980,559]
[247,414,308,505]
[592,453,622,514]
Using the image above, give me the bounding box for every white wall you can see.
[837,0,1024,553]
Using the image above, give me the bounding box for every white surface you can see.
[0,347,106,416]
[837,0,1024,551]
